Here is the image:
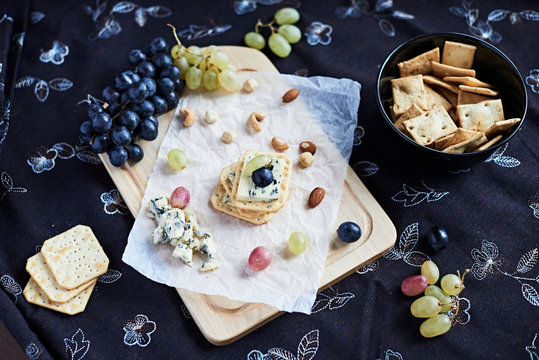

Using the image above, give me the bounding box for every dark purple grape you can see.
[137,119,158,140]
[80,120,94,135]
[136,61,156,78]
[128,49,146,66]
[91,133,111,153]
[158,77,175,95]
[163,91,179,109]
[151,95,168,115]
[117,110,140,131]
[174,77,185,94]
[150,37,167,54]
[142,78,156,97]
[88,103,103,119]
[127,81,149,104]
[127,143,144,163]
[337,222,362,243]
[252,167,273,187]
[115,72,134,91]
[427,226,449,252]
[134,100,155,118]
[102,85,120,104]
[108,146,128,167]
[107,102,122,116]
[160,65,180,79]
[124,71,140,84]
[120,91,130,104]
[144,115,158,127]
[153,52,172,69]
[91,111,112,132]
[110,125,132,146]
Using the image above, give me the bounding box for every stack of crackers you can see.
[210,150,292,225]
[389,40,520,153]
[23,225,109,315]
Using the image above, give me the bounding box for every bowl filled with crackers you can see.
[376,32,527,161]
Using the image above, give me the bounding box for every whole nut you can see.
[271,137,289,152]
[299,152,314,168]
[180,108,196,127]
[248,111,266,132]
[205,109,219,124]
[242,78,259,93]
[221,130,237,144]
[282,88,299,103]
[308,187,326,208]
[299,141,317,155]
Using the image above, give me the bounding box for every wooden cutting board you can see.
[100,46,396,345]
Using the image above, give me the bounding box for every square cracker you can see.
[390,75,428,116]
[23,277,96,315]
[485,118,520,138]
[394,104,425,133]
[432,61,476,78]
[41,225,109,290]
[443,76,494,89]
[219,163,265,218]
[210,183,272,225]
[424,84,453,112]
[423,75,460,94]
[397,48,440,77]
[457,90,492,105]
[403,106,458,146]
[459,85,499,96]
[442,132,488,153]
[437,86,458,106]
[442,41,476,69]
[230,151,293,213]
[474,134,503,151]
[457,99,504,132]
[433,128,483,150]
[26,253,95,303]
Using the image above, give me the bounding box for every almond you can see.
[308,187,325,208]
[299,141,316,155]
[282,88,299,103]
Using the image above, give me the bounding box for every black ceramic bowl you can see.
[376,32,527,164]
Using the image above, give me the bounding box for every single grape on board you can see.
[288,232,307,254]
[248,246,272,271]
[167,149,188,171]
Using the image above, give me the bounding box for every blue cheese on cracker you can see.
[236,154,284,202]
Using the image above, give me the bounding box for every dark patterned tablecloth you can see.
[1,1,538,359]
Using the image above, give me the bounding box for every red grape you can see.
[248,246,272,271]
[401,275,428,296]
[170,186,190,209]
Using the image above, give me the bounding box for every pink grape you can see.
[170,186,190,209]
[401,275,428,296]
[248,246,272,271]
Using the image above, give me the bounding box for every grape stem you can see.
[254,19,277,34]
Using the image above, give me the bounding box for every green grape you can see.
[274,7,300,25]
[421,260,440,285]
[278,25,301,44]
[185,46,202,65]
[288,232,307,254]
[167,149,188,171]
[171,44,183,59]
[174,57,190,80]
[199,58,207,72]
[419,314,451,338]
[441,274,464,295]
[218,68,239,92]
[424,285,453,312]
[268,33,292,58]
[185,66,202,89]
[202,68,220,91]
[410,296,442,318]
[244,32,266,50]
[210,51,230,70]
[245,155,270,174]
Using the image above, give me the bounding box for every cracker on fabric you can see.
[390,75,428,116]
[457,99,504,132]
[457,90,492,105]
[432,61,476,78]
[443,76,494,89]
[394,104,425,133]
[474,134,503,151]
[397,48,440,77]
[402,106,458,146]
[433,128,483,150]
[424,84,453,112]
[442,41,476,69]
[437,86,458,106]
[423,75,460,94]
[459,85,499,96]
[40,225,109,290]
[219,163,265,218]
[23,277,96,315]
[485,118,521,139]
[26,253,95,303]
[209,183,272,225]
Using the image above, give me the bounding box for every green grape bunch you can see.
[244,7,302,58]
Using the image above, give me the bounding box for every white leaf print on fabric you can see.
[12,32,25,50]
[247,329,319,360]
[27,146,57,173]
[52,143,76,159]
[392,180,448,207]
[1,171,27,201]
[26,343,41,359]
[311,286,355,313]
[526,333,538,359]
[0,99,10,145]
[34,80,49,102]
[134,8,147,27]
[304,22,332,46]
[470,240,539,306]
[232,0,295,16]
[39,40,69,65]
[484,143,520,167]
[15,76,35,88]
[177,24,232,40]
[111,1,137,13]
[123,314,156,347]
[448,296,471,326]
[384,222,430,267]
[356,260,379,274]
[527,69,539,94]
[353,160,379,177]
[1,275,22,303]
[98,269,122,283]
[64,329,90,360]
[30,11,45,24]
[376,349,404,360]
[100,189,128,215]
[529,191,539,218]
[76,149,102,165]
[17,75,73,102]
[146,5,172,18]
[48,78,73,91]
[378,18,395,36]
[180,304,192,319]
[353,125,364,146]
